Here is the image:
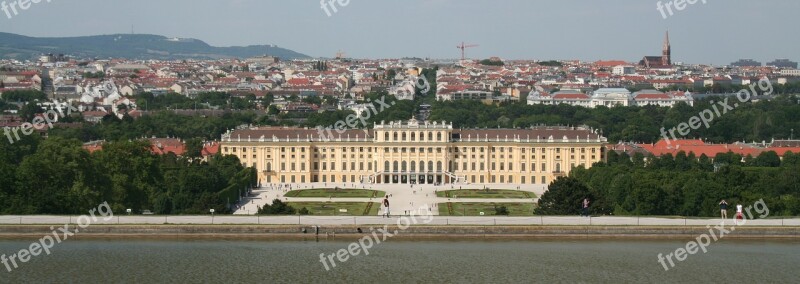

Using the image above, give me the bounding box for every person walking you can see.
[719,200,729,219]
[382,196,390,218]
[582,198,590,217]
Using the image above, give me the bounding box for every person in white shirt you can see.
[735,204,744,220]
[382,196,390,218]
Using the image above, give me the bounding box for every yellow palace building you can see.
[220,119,607,185]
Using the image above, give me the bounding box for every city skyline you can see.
[0,0,797,64]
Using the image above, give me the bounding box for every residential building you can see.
[779,69,800,77]
[632,90,694,107]
[612,65,636,76]
[527,90,592,108]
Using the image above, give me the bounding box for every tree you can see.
[298,207,310,215]
[494,206,509,216]
[323,95,339,106]
[782,151,800,167]
[302,96,322,105]
[754,151,781,167]
[385,69,397,80]
[479,59,504,66]
[259,199,296,215]
[185,138,204,158]
[1,90,47,102]
[268,105,280,115]
[15,137,107,214]
[256,94,275,108]
[536,177,594,215]
[19,102,44,121]
[538,60,563,67]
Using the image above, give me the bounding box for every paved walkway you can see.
[1,215,798,227]
[234,183,545,215]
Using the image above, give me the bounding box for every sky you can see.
[0,0,797,64]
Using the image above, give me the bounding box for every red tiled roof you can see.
[202,142,220,156]
[553,93,590,100]
[83,144,103,153]
[635,94,671,100]
[287,78,311,85]
[149,138,186,156]
[83,138,187,156]
[595,60,629,67]
[638,140,763,158]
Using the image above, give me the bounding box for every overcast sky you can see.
[0,0,797,64]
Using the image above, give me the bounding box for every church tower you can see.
[662,31,672,66]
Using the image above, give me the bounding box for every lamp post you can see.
[210,209,215,224]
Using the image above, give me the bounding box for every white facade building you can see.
[591,88,632,107]
[528,88,693,108]
[612,65,636,76]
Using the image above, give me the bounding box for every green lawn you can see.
[287,202,380,216]
[284,189,385,198]
[436,189,535,199]
[439,202,536,216]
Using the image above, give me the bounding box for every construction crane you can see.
[456,42,479,60]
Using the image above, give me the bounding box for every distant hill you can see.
[0,32,311,60]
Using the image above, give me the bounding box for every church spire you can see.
[662,31,671,66]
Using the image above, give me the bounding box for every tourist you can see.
[735,204,744,220]
[582,198,590,217]
[719,200,729,219]
[383,196,390,218]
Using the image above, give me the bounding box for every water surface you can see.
[1,238,797,283]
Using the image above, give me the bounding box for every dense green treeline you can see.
[0,136,256,215]
[49,111,258,142]
[133,92,262,110]
[660,80,800,95]
[428,94,800,143]
[45,88,800,146]
[537,151,800,217]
